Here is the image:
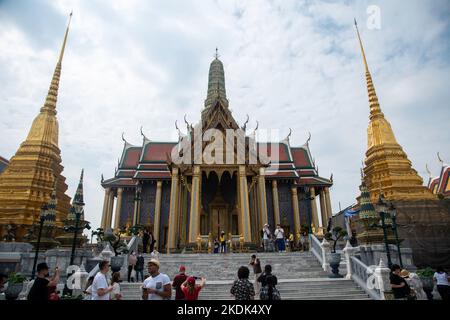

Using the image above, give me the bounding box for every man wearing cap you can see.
[172,266,188,300]
[142,259,171,300]
[27,262,60,301]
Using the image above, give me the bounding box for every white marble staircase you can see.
[119,252,372,300]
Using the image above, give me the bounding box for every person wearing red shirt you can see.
[172,266,188,300]
[181,276,205,300]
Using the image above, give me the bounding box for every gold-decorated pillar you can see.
[153,181,162,247]
[272,180,281,226]
[167,168,179,252]
[257,168,268,227]
[105,189,114,229]
[238,165,252,242]
[100,188,110,229]
[319,188,328,230]
[188,166,201,243]
[291,186,301,241]
[325,187,333,222]
[114,187,123,231]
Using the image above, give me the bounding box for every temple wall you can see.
[298,191,312,229]
[265,181,275,229]
[277,182,294,234]
[140,182,156,226]
[159,182,171,250]
[119,188,135,227]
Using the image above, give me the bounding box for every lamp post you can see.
[30,204,48,280]
[376,194,393,269]
[65,206,91,266]
[389,203,403,268]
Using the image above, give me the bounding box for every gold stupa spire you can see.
[354,19,435,202]
[40,11,72,115]
[0,13,73,241]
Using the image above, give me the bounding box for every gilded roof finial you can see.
[354,19,369,73]
[354,18,384,120]
[425,164,432,179]
[437,152,444,167]
[40,12,73,115]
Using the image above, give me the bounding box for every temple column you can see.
[325,187,333,222]
[291,186,301,241]
[257,168,268,227]
[238,165,252,242]
[100,188,110,229]
[105,190,114,229]
[114,187,123,231]
[310,187,321,234]
[153,181,162,247]
[272,180,281,227]
[319,188,328,231]
[167,168,179,252]
[188,166,201,243]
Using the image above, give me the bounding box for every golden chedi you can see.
[355,20,435,203]
[0,14,73,241]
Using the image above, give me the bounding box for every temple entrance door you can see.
[211,206,228,240]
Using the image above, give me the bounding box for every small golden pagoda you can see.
[355,20,436,203]
[0,13,73,241]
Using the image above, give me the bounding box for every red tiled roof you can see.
[291,147,313,168]
[438,166,450,196]
[121,147,142,168]
[257,142,291,162]
[142,142,177,162]
[134,171,171,179]
[299,177,332,186]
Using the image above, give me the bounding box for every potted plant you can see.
[104,228,129,272]
[324,226,348,278]
[417,267,435,300]
[5,272,27,300]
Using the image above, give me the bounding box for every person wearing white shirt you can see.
[274,224,286,252]
[433,267,450,300]
[91,261,114,300]
[262,224,271,252]
[142,259,171,300]
[151,249,160,261]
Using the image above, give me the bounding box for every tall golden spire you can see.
[40,12,72,115]
[354,19,435,202]
[0,13,73,241]
[354,19,385,122]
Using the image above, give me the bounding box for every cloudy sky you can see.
[1,0,449,232]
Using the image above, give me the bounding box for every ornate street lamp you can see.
[30,204,48,280]
[376,193,393,268]
[64,205,91,266]
[389,203,403,268]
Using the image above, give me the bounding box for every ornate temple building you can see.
[0,156,8,175]
[0,15,73,241]
[426,160,450,199]
[355,21,450,267]
[101,53,334,252]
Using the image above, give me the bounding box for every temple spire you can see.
[40,12,73,115]
[204,48,228,109]
[354,19,383,120]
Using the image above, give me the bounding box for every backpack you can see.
[260,285,281,300]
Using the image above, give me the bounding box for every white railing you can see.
[350,256,382,300]
[310,234,323,264]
